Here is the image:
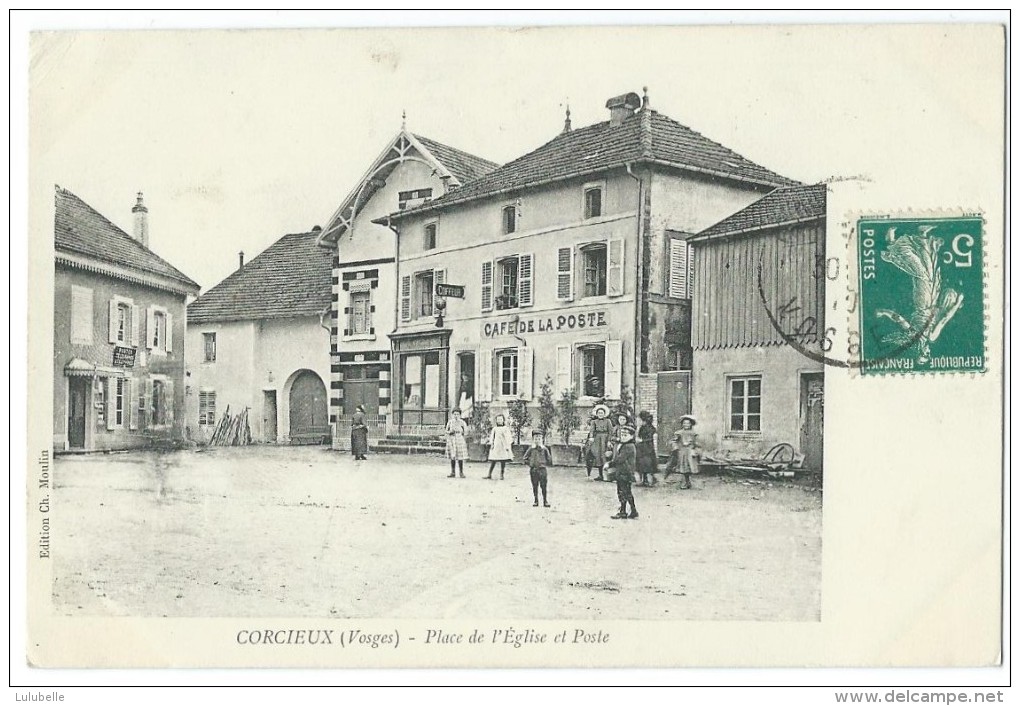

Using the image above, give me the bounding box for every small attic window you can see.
[398,188,433,211]
[502,204,517,234]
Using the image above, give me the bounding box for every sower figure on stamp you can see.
[522,430,552,508]
[584,404,613,481]
[609,424,638,520]
[664,415,699,489]
[486,413,513,480]
[445,408,468,479]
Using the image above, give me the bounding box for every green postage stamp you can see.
[856,216,985,375]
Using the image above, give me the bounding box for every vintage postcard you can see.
[23,21,1005,671]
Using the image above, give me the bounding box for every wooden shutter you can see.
[688,243,695,299]
[480,261,493,312]
[145,378,154,427]
[130,304,140,347]
[556,246,574,301]
[70,286,93,345]
[555,345,572,394]
[164,379,175,428]
[108,300,118,343]
[518,254,534,307]
[518,346,533,400]
[400,275,411,322]
[435,268,446,285]
[477,348,492,402]
[605,340,623,399]
[128,377,138,430]
[105,378,115,430]
[165,312,174,353]
[146,307,156,349]
[607,239,625,297]
[669,238,689,298]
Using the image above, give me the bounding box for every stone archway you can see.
[286,369,329,445]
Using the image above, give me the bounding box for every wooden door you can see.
[800,373,824,472]
[68,378,88,449]
[656,371,692,448]
[289,371,328,444]
[263,390,277,442]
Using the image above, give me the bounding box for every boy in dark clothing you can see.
[608,425,638,519]
[522,430,552,508]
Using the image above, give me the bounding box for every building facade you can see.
[53,187,200,452]
[689,184,826,470]
[185,232,333,444]
[315,129,498,445]
[382,92,798,436]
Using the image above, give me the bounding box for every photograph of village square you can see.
[43,27,827,622]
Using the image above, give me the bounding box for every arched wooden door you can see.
[289,370,328,444]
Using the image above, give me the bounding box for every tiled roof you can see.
[413,134,500,184]
[390,109,798,219]
[54,186,199,291]
[187,231,333,323]
[695,183,827,239]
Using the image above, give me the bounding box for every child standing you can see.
[584,404,613,481]
[486,414,513,480]
[608,424,638,519]
[664,415,699,489]
[445,408,468,478]
[522,430,552,508]
[636,410,658,486]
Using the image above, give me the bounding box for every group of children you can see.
[443,403,702,519]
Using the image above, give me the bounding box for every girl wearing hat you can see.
[351,405,369,461]
[584,404,613,481]
[445,408,469,478]
[636,410,659,486]
[664,415,699,489]
[486,413,513,480]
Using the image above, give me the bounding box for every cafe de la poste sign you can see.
[482,310,608,338]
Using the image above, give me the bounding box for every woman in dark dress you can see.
[636,410,658,486]
[351,405,369,461]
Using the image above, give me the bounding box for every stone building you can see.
[53,186,199,452]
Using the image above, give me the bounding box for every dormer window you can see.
[502,204,517,234]
[583,184,603,219]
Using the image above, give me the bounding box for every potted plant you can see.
[495,294,518,310]
[551,387,582,466]
[507,397,532,462]
[466,401,492,462]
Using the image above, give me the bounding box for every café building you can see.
[380,91,797,435]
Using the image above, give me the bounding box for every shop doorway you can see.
[800,372,824,472]
[67,377,89,449]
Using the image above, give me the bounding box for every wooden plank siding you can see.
[691,220,825,350]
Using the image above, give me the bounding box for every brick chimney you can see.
[131,192,149,248]
[606,92,642,126]
[238,251,245,270]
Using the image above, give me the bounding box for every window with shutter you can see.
[556,247,574,302]
[669,238,690,298]
[607,239,625,297]
[580,345,607,397]
[497,349,519,398]
[400,275,411,321]
[480,261,493,312]
[518,347,533,400]
[128,377,138,430]
[518,254,533,307]
[477,349,492,402]
[555,345,572,394]
[199,390,217,426]
[70,286,93,345]
[604,340,623,399]
[581,244,608,297]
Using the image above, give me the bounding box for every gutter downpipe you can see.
[625,162,643,412]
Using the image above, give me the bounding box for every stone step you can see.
[376,437,447,448]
